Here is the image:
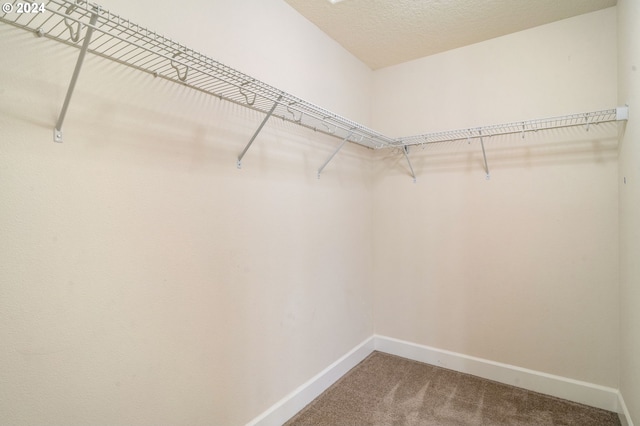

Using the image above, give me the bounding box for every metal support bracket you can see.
[479,131,490,180]
[402,145,417,183]
[237,94,282,169]
[53,11,99,143]
[317,132,353,179]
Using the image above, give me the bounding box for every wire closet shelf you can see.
[0,0,629,176]
[0,0,396,150]
[400,108,626,147]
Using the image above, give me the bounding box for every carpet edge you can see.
[245,336,375,426]
[374,334,620,414]
[247,335,628,426]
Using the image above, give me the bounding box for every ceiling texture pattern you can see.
[283,0,617,69]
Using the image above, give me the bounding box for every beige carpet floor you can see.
[284,351,620,426]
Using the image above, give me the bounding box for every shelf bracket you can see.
[479,130,490,180]
[237,94,282,169]
[402,145,417,183]
[53,10,99,143]
[317,132,353,179]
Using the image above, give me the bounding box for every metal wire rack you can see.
[0,0,395,155]
[397,108,625,147]
[0,0,629,179]
[393,107,627,181]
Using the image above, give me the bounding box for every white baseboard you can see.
[374,335,620,413]
[248,334,629,425]
[618,390,634,426]
[245,336,375,426]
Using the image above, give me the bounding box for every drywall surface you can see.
[618,0,640,423]
[101,0,374,126]
[371,8,620,388]
[0,1,374,425]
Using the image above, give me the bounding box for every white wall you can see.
[102,0,373,125]
[618,0,640,423]
[371,8,620,388]
[0,1,374,424]
[0,3,629,425]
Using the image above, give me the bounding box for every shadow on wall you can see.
[374,122,620,181]
[0,51,374,186]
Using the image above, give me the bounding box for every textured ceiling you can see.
[283,0,617,70]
